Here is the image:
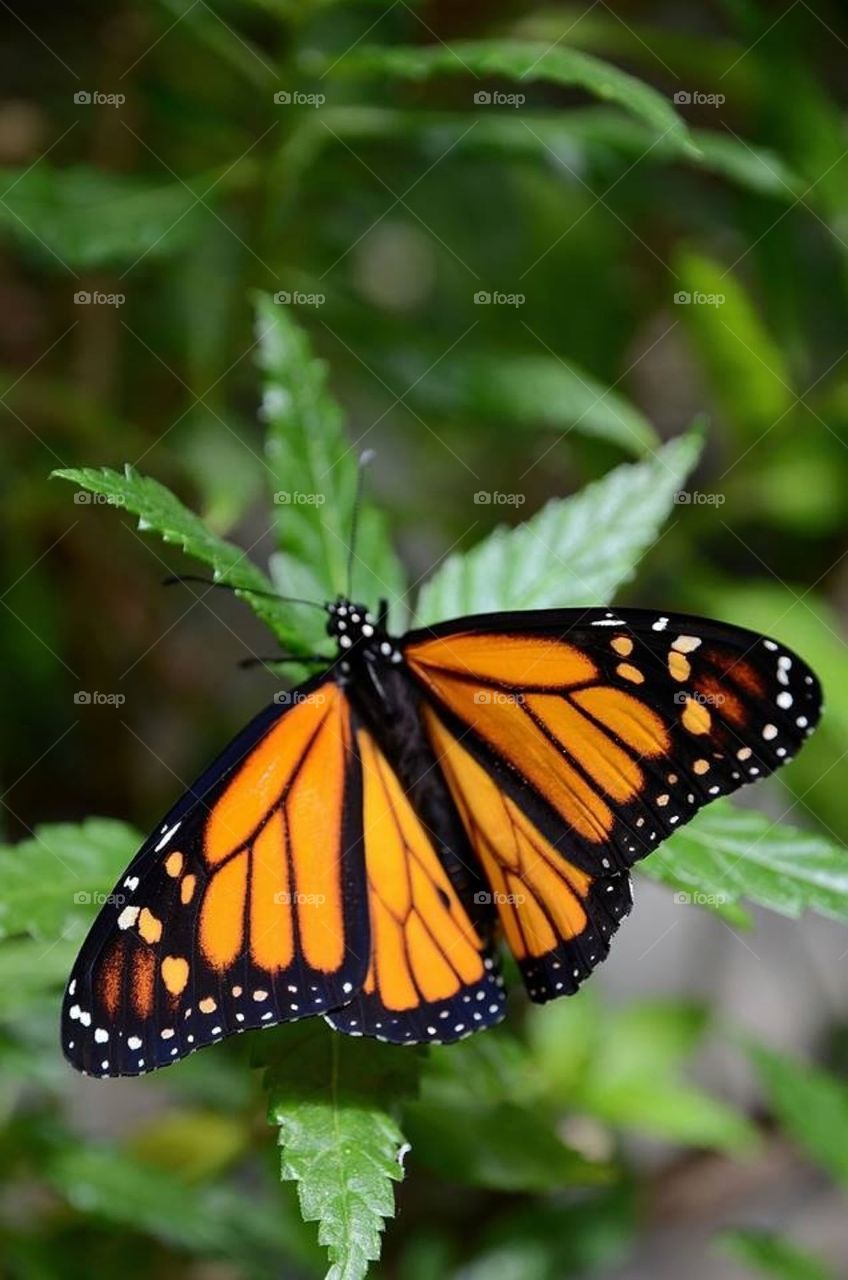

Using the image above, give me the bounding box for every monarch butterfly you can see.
[63,589,822,1076]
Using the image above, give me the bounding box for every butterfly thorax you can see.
[326,599,403,673]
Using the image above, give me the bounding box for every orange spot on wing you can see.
[571,686,668,757]
[682,696,712,734]
[138,907,162,944]
[180,874,197,905]
[98,941,125,1018]
[132,948,156,1018]
[161,955,189,996]
[165,851,184,878]
[407,632,597,688]
[250,810,294,972]
[205,685,337,865]
[199,850,248,970]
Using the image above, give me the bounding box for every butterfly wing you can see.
[62,675,368,1076]
[325,720,506,1045]
[404,607,822,1000]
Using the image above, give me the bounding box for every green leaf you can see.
[674,248,794,436]
[255,293,408,652]
[403,1098,610,1191]
[321,42,697,157]
[399,349,658,456]
[717,1229,836,1280]
[641,801,848,923]
[0,165,207,270]
[752,1047,848,1187]
[0,936,79,1015]
[51,464,315,652]
[415,429,702,623]
[264,1023,420,1280]
[47,1145,304,1266]
[528,996,755,1152]
[0,818,140,942]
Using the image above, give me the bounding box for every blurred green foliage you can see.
[2,1,848,1278]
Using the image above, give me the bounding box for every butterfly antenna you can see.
[163,575,326,612]
[346,449,375,600]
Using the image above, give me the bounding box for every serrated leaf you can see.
[0,818,140,942]
[0,165,206,270]
[415,430,701,623]
[51,464,315,652]
[752,1048,848,1187]
[717,1229,836,1280]
[394,348,658,455]
[263,1023,420,1280]
[641,801,848,923]
[320,42,696,157]
[255,294,408,652]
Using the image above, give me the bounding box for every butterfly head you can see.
[326,598,402,666]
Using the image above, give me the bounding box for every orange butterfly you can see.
[63,598,821,1075]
